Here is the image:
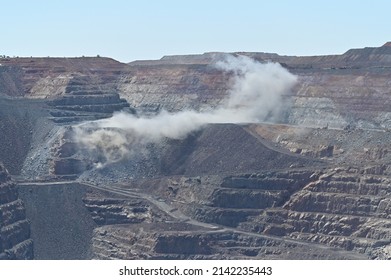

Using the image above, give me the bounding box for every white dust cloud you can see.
[74,54,297,167]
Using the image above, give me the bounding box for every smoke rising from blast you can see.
[74,55,297,167]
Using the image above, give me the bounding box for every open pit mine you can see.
[1,43,391,260]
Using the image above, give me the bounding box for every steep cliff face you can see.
[0,164,33,259]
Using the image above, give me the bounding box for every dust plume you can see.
[74,54,297,167]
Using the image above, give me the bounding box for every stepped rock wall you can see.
[0,164,33,259]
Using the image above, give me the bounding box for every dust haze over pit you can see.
[74,55,297,167]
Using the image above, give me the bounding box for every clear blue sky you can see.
[1,0,390,62]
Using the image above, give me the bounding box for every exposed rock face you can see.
[0,65,24,97]
[85,184,366,260]
[0,164,33,259]
[47,74,131,124]
[91,224,365,260]
[0,57,126,98]
[17,182,95,259]
[237,168,391,259]
[119,62,230,111]
[83,196,152,226]
[0,98,42,175]
[1,44,391,260]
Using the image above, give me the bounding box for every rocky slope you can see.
[0,164,33,259]
[1,43,391,259]
[17,182,95,259]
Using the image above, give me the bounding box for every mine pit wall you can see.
[91,223,367,260]
[0,98,45,175]
[0,164,33,259]
[238,170,391,259]
[184,170,316,227]
[0,65,24,97]
[17,182,95,259]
